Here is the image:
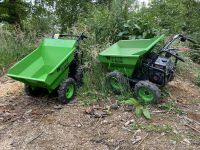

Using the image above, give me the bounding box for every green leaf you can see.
[123,23,130,28]
[128,35,136,40]
[142,32,148,38]
[142,108,151,120]
[134,24,141,31]
[136,35,143,39]
[124,98,140,107]
[117,31,128,37]
[135,106,142,118]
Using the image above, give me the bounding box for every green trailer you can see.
[98,34,194,104]
[8,33,87,104]
[98,35,164,77]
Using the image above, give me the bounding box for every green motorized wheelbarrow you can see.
[98,34,197,104]
[8,33,87,104]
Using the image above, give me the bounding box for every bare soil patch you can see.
[0,76,199,150]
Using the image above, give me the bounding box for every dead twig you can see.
[27,132,44,144]
[154,132,165,141]
[93,116,103,129]
[185,124,200,134]
[178,115,200,126]
[135,133,149,150]
[121,126,135,133]
[35,114,45,126]
[58,121,70,127]
[114,146,120,150]
[78,114,84,126]
[152,110,166,114]
[183,116,200,126]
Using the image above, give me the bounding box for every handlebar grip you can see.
[187,38,197,44]
[83,35,88,39]
[180,35,197,44]
[80,33,88,39]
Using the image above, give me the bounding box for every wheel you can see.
[75,66,85,86]
[134,81,161,104]
[58,78,76,104]
[24,84,41,97]
[105,71,128,94]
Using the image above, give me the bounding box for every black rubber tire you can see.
[134,80,161,104]
[75,66,85,86]
[58,78,76,104]
[105,71,128,94]
[24,84,41,97]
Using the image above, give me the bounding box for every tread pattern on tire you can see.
[134,80,161,104]
[106,71,128,94]
[58,78,76,104]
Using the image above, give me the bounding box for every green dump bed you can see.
[98,35,164,76]
[8,39,77,92]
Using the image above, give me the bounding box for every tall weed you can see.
[0,26,39,75]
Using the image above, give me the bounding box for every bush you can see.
[82,4,125,43]
[81,0,156,44]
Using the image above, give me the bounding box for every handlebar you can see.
[160,34,198,63]
[162,34,197,51]
[185,37,197,44]
[165,49,185,62]
[52,32,88,41]
[179,35,197,44]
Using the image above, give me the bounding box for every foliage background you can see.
[0,0,200,87]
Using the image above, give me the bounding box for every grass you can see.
[161,87,184,114]
[186,132,200,141]
[194,73,200,87]
[0,27,40,75]
[169,133,184,144]
[161,87,172,98]
[131,122,173,133]
[158,100,184,114]
[168,121,200,144]
[76,34,134,104]
[176,54,200,83]
[176,53,200,89]
[77,89,107,106]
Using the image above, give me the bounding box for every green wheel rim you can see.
[110,77,122,90]
[65,84,74,99]
[138,87,154,103]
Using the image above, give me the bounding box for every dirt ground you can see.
[0,76,200,150]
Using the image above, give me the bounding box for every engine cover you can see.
[149,57,175,85]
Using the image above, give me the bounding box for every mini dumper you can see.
[8,33,87,104]
[98,34,196,104]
